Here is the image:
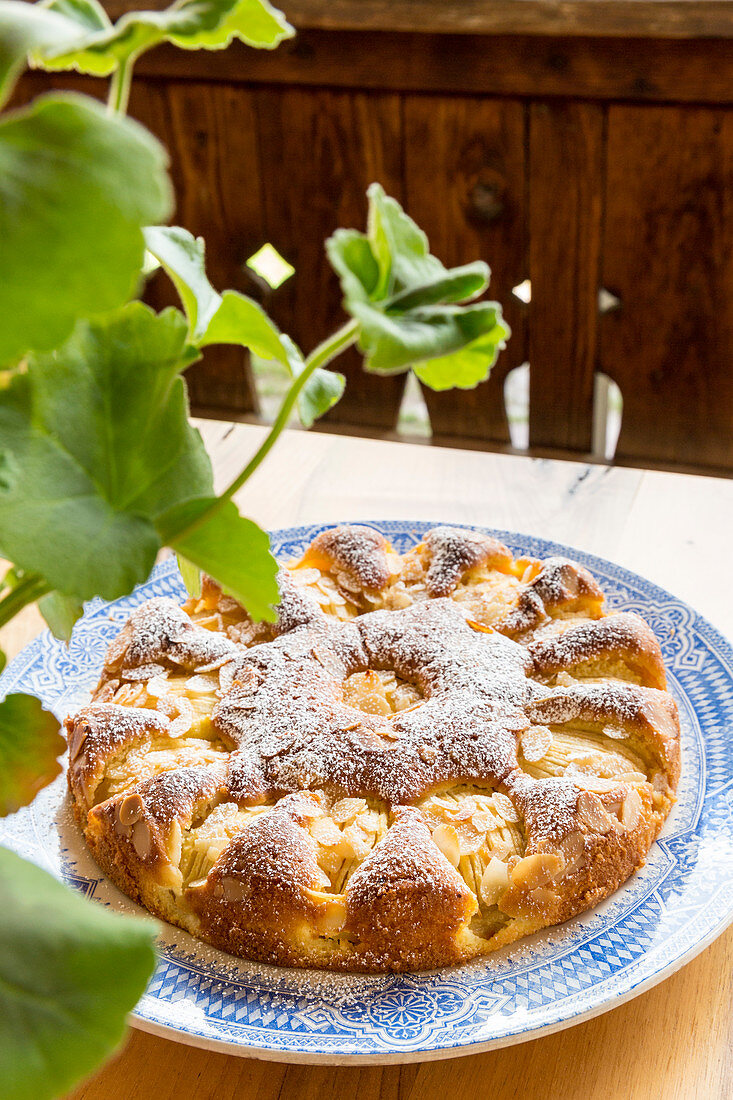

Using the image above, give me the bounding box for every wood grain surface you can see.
[1,423,730,1098]
[103,0,733,40]
[528,101,603,454]
[404,96,527,446]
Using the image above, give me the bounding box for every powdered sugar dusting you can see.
[424,527,512,597]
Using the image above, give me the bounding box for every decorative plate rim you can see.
[2,518,732,1065]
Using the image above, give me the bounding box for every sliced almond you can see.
[184,673,219,695]
[432,823,461,867]
[620,788,643,831]
[492,792,520,824]
[569,771,620,794]
[557,830,586,875]
[602,724,628,740]
[419,744,438,764]
[471,811,493,833]
[332,797,367,824]
[310,816,342,847]
[511,852,563,890]
[479,856,509,905]
[342,826,372,859]
[118,792,144,827]
[131,820,152,860]
[577,791,616,834]
[521,725,554,763]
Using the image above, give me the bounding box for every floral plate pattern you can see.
[1,520,732,1064]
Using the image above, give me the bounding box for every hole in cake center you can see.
[342,668,424,716]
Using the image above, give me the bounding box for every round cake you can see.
[66,525,681,971]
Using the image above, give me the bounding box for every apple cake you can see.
[66,524,680,971]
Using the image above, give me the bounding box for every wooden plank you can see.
[252,86,407,431]
[130,34,733,106]
[599,104,733,472]
[404,96,528,444]
[528,101,604,453]
[128,79,263,415]
[103,0,733,40]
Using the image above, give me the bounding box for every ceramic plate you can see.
[2,521,733,1065]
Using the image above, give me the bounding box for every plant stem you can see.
[170,319,358,542]
[107,57,134,115]
[0,574,51,630]
[220,320,358,504]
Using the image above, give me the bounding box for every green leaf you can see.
[386,261,489,312]
[40,0,294,74]
[144,225,221,342]
[299,369,346,429]
[366,182,443,296]
[41,0,111,34]
[0,303,213,602]
[38,591,84,641]
[200,289,299,368]
[160,498,278,622]
[0,0,92,105]
[326,228,380,305]
[0,92,172,364]
[0,846,157,1100]
[326,184,510,389]
[353,300,507,375]
[0,694,64,815]
[176,553,201,599]
[0,649,5,674]
[413,321,511,391]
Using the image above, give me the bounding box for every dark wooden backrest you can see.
[14,4,733,474]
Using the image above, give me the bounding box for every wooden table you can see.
[3,423,731,1099]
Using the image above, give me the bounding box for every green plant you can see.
[0,2,510,1094]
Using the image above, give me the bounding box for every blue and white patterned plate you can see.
[2,521,733,1064]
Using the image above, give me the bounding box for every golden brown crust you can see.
[68,525,681,972]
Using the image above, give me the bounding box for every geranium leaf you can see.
[39,0,294,74]
[326,227,380,305]
[299,369,345,429]
[161,497,279,622]
[41,0,110,34]
[199,289,300,368]
[366,182,443,296]
[327,184,510,389]
[0,93,172,364]
[0,694,64,815]
[353,300,507,375]
[176,553,201,599]
[386,261,490,312]
[0,303,213,601]
[0,846,157,1100]
[0,0,92,105]
[413,321,511,391]
[38,591,84,641]
[144,225,222,342]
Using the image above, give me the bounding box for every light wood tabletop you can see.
[2,422,731,1100]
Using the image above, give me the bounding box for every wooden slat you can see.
[131,34,733,107]
[128,79,263,415]
[252,86,407,431]
[528,101,604,453]
[599,104,733,472]
[102,0,733,40]
[404,96,528,444]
